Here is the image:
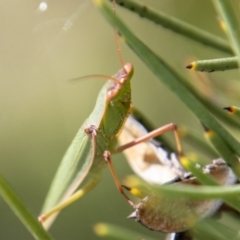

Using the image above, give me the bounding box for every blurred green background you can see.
[0,0,239,239]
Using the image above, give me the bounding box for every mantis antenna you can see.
[112,0,125,67]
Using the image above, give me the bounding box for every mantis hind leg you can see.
[38,178,100,226]
[115,116,187,180]
[116,123,183,157]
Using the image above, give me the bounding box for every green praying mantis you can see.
[39,61,185,228]
[38,1,186,228]
[39,62,133,226]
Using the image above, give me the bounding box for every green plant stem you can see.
[186,56,238,72]
[212,0,240,66]
[111,0,232,54]
[224,106,240,119]
[0,174,52,240]
[157,159,240,212]
[156,182,240,200]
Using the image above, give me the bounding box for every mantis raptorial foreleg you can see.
[103,150,135,207]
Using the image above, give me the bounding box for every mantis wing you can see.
[41,81,109,223]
